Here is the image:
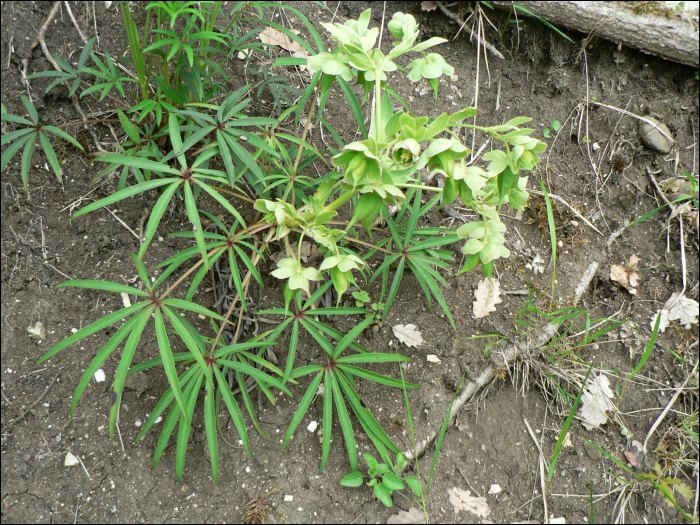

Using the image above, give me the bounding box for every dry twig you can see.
[435,1,504,59]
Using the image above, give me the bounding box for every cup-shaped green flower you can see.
[387,12,419,43]
[457,215,510,264]
[333,141,382,187]
[452,162,488,191]
[253,199,301,240]
[426,138,470,178]
[319,253,366,273]
[407,53,454,82]
[318,253,365,304]
[321,9,379,51]
[271,258,322,293]
[392,138,421,168]
[307,51,353,81]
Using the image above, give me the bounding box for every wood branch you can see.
[400,259,601,471]
[489,1,699,67]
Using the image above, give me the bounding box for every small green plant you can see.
[340,453,407,507]
[1,95,85,189]
[542,119,561,138]
[352,290,371,307]
[585,439,696,522]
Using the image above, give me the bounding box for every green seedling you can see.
[340,453,407,507]
[543,119,561,138]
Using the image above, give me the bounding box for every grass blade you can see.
[548,365,593,482]
[538,180,557,303]
[621,311,661,399]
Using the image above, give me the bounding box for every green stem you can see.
[324,187,357,212]
[374,74,383,143]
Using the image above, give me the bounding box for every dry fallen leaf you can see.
[610,264,638,294]
[665,292,699,329]
[426,354,441,363]
[392,324,423,348]
[473,278,502,318]
[447,487,491,518]
[650,308,670,332]
[579,374,615,431]
[259,26,309,66]
[387,507,424,524]
[531,253,545,275]
[27,321,46,340]
[652,292,699,332]
[624,439,645,468]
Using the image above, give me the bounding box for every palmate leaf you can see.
[2,96,85,189]
[284,314,414,472]
[370,191,457,328]
[212,361,250,456]
[70,312,142,417]
[321,370,333,472]
[330,372,358,471]
[137,365,199,445]
[38,300,148,364]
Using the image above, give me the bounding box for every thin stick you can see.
[530,189,604,236]
[73,451,92,479]
[104,207,140,240]
[435,1,504,59]
[20,1,62,81]
[63,1,88,44]
[593,102,674,143]
[646,167,676,212]
[643,362,698,454]
[524,417,549,524]
[400,259,600,471]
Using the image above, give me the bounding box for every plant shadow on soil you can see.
[1,1,698,523]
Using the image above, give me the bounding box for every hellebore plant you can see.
[22,6,545,485]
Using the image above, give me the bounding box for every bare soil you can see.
[2,1,698,523]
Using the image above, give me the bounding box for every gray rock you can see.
[639,117,673,154]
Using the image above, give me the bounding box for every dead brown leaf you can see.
[473,278,501,318]
[624,439,645,469]
[447,487,491,518]
[610,264,638,295]
[387,507,424,524]
[259,26,309,64]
